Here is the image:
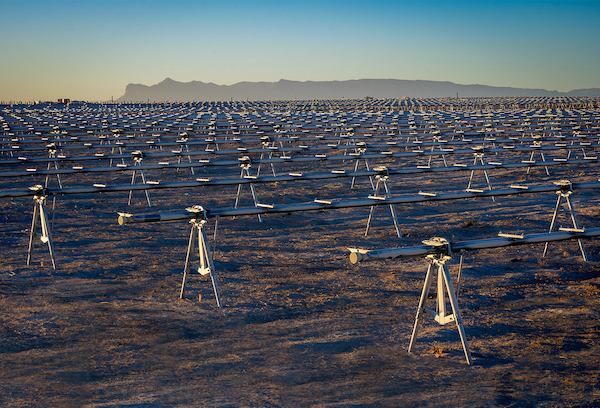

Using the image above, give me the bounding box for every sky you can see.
[1,0,599,102]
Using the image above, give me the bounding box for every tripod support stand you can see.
[408,238,473,365]
[256,137,278,177]
[128,150,152,207]
[234,156,262,222]
[365,167,401,238]
[180,206,222,307]
[44,143,62,233]
[466,147,495,202]
[427,133,449,167]
[45,143,63,189]
[526,139,550,176]
[543,180,587,261]
[176,133,195,175]
[351,143,375,190]
[26,186,57,270]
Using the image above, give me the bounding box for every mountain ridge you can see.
[117,78,600,102]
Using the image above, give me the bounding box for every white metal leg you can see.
[234,160,262,222]
[466,152,495,202]
[27,193,58,270]
[543,183,587,261]
[364,171,401,238]
[180,219,222,307]
[408,253,472,365]
[128,154,152,207]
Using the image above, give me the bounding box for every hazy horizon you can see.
[2,0,599,102]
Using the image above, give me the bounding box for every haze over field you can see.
[1,0,600,102]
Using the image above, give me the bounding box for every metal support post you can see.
[45,143,63,189]
[234,156,262,222]
[466,148,495,202]
[455,249,466,298]
[26,186,57,270]
[44,143,62,233]
[176,133,195,175]
[212,216,220,254]
[351,143,375,190]
[109,143,125,167]
[526,139,550,176]
[543,180,587,261]
[427,133,449,167]
[365,166,401,238]
[408,238,472,365]
[128,150,152,207]
[566,138,588,160]
[256,137,278,177]
[180,206,222,307]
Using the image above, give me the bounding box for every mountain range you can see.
[116,78,600,102]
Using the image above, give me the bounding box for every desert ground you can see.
[3,104,600,407]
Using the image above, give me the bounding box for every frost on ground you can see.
[2,142,600,407]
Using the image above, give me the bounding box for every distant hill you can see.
[116,78,600,102]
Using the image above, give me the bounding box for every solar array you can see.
[348,227,600,365]
[117,180,600,224]
[2,100,600,207]
[3,97,600,364]
[3,97,600,257]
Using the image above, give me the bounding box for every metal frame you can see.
[234,156,262,222]
[256,137,279,177]
[127,150,152,207]
[119,181,600,226]
[408,238,472,365]
[465,147,495,202]
[26,186,57,270]
[3,136,599,172]
[180,206,222,307]
[350,142,375,189]
[364,166,401,238]
[349,228,600,365]
[526,139,550,176]
[175,133,195,175]
[426,133,449,167]
[44,143,63,189]
[543,180,587,261]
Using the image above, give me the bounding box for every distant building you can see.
[56,98,70,104]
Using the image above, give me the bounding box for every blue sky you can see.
[1,0,599,101]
